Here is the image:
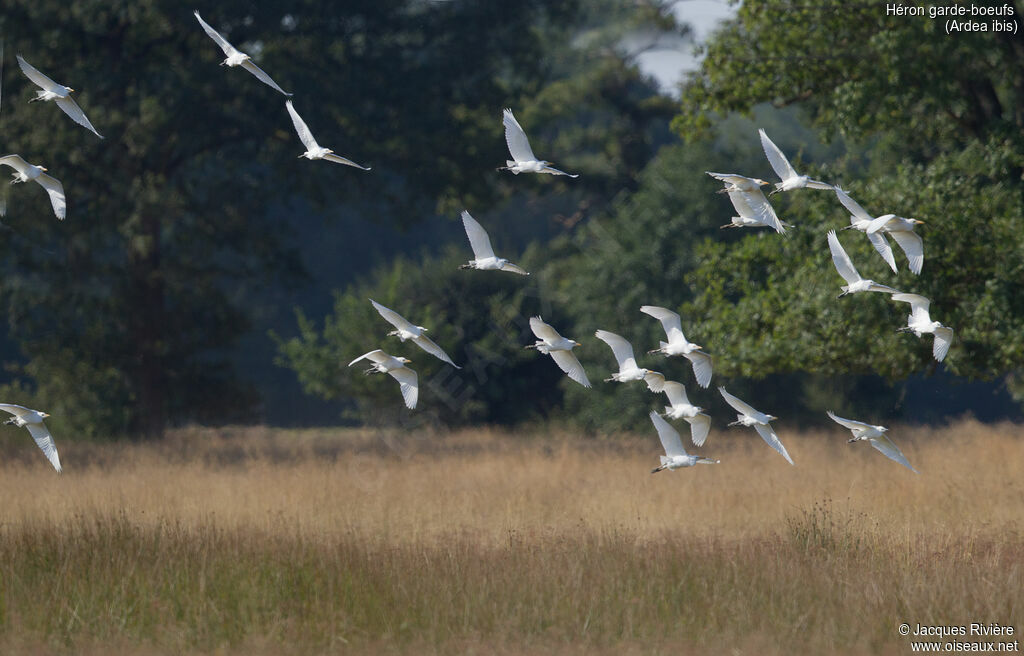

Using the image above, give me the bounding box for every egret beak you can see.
[41,413,50,418]
[913,219,925,225]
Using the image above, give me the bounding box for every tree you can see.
[0,0,596,437]
[670,0,1024,405]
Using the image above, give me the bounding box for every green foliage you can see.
[0,0,626,436]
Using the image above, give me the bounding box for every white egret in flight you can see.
[890,293,954,362]
[718,387,794,465]
[646,373,711,447]
[640,305,713,388]
[286,100,370,170]
[826,230,900,297]
[835,187,904,274]
[706,171,771,193]
[0,404,61,472]
[497,108,578,177]
[194,11,292,96]
[758,128,833,194]
[0,155,65,219]
[594,330,663,391]
[866,215,924,275]
[348,350,418,409]
[649,411,718,473]
[16,55,103,138]
[525,316,590,388]
[827,411,918,473]
[369,299,459,368]
[720,186,786,233]
[458,210,529,275]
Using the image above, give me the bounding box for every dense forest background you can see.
[1,0,1021,439]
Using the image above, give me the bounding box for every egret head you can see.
[766,414,778,422]
[418,326,428,333]
[875,425,888,432]
[40,412,50,418]
[571,340,581,347]
[67,87,76,93]
[754,178,770,187]
[398,357,412,364]
[38,166,48,172]
[912,218,925,225]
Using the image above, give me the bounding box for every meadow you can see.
[0,419,1021,655]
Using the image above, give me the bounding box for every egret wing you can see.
[594,330,637,370]
[727,188,758,219]
[826,410,873,433]
[0,154,31,175]
[16,55,64,93]
[889,230,924,275]
[539,165,578,178]
[890,293,931,320]
[687,413,711,448]
[285,100,319,151]
[834,187,872,221]
[194,11,241,58]
[827,230,862,286]
[502,108,537,163]
[36,173,66,220]
[25,423,61,472]
[869,435,918,473]
[499,261,529,276]
[240,60,290,96]
[550,350,590,388]
[932,327,953,362]
[529,316,564,343]
[718,387,761,419]
[412,334,460,368]
[805,179,834,190]
[323,153,370,170]
[388,367,418,409]
[643,371,666,393]
[650,411,687,458]
[370,300,416,333]
[0,403,35,419]
[348,349,387,367]
[685,351,713,389]
[640,305,684,343]
[754,423,794,465]
[744,189,785,233]
[661,380,690,408]
[866,231,898,274]
[758,128,798,181]
[54,96,103,138]
[460,210,495,260]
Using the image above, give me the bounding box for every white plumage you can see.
[194,11,292,96]
[16,55,103,138]
[0,154,66,220]
[891,293,954,362]
[640,305,713,388]
[759,128,832,194]
[369,299,458,368]
[0,404,61,472]
[594,330,663,390]
[718,387,793,465]
[826,230,900,296]
[648,411,718,473]
[526,317,590,388]
[348,349,418,409]
[827,411,918,473]
[498,109,578,177]
[286,100,371,170]
[458,210,529,275]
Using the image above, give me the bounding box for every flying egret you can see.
[646,373,711,447]
[0,155,65,219]
[866,215,924,275]
[369,299,459,368]
[16,55,102,138]
[286,100,370,170]
[721,187,786,233]
[890,293,954,362]
[458,210,529,275]
[497,108,578,178]
[348,349,418,409]
[718,387,793,465]
[758,128,832,195]
[827,411,918,473]
[594,329,664,391]
[706,171,771,193]
[649,411,719,473]
[0,404,61,472]
[834,187,903,274]
[826,230,900,297]
[194,11,292,96]
[640,305,713,388]
[525,316,590,388]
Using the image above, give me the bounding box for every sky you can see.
[631,0,738,96]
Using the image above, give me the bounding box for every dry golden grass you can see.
[0,419,1021,655]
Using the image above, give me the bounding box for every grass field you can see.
[0,419,1021,654]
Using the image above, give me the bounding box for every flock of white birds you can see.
[0,12,944,476]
